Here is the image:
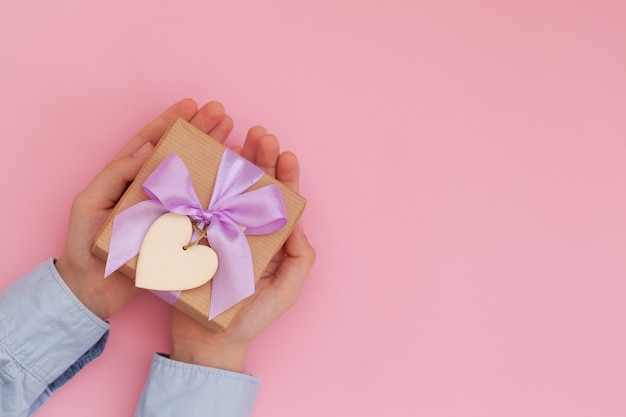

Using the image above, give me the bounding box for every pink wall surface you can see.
[1,1,625,416]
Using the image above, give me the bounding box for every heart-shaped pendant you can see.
[135,212,218,291]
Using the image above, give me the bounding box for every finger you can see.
[115,98,198,159]
[276,151,300,193]
[230,145,243,155]
[189,102,230,142]
[85,142,154,208]
[241,126,267,164]
[208,114,234,144]
[271,226,316,309]
[256,134,280,178]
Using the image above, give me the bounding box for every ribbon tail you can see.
[207,220,256,320]
[150,290,182,304]
[104,200,169,277]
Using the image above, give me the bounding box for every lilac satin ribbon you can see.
[105,150,287,319]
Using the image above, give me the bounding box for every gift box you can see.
[92,118,306,332]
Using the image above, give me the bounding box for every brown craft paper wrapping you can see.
[93,118,306,332]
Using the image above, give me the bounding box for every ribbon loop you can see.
[105,149,287,320]
[142,155,204,217]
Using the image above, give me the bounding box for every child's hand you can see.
[56,99,234,319]
[170,127,316,372]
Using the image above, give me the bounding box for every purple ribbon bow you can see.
[105,149,287,319]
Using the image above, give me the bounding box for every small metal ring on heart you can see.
[135,212,218,291]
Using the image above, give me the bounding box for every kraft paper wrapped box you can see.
[92,118,306,332]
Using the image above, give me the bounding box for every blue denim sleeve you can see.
[135,354,260,417]
[0,259,110,417]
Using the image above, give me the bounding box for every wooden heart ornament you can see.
[135,213,218,291]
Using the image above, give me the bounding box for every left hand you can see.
[56,99,234,319]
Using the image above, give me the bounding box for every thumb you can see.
[84,142,153,208]
[271,225,316,307]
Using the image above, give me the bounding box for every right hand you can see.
[170,126,316,372]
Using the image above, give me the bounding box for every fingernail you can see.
[132,143,150,158]
[298,221,304,233]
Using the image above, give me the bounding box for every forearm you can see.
[170,338,248,373]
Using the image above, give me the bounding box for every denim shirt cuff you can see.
[135,353,260,417]
[0,259,110,387]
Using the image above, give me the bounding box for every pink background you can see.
[1,1,625,416]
